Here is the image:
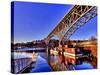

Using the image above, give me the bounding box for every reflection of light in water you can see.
[50,55,59,63]
[30,56,52,72]
[15,48,45,51]
[49,54,94,70]
[74,62,93,70]
[13,52,33,59]
[52,55,58,64]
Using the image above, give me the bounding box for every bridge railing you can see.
[11,58,32,73]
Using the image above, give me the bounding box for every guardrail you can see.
[11,58,32,73]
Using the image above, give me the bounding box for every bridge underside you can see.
[44,5,97,44]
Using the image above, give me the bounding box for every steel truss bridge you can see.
[44,5,97,44]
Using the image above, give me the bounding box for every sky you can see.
[70,16,97,40]
[12,1,97,43]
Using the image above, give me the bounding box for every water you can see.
[38,52,47,59]
[12,50,52,73]
[47,55,94,70]
[12,52,32,59]
[14,48,45,51]
[12,48,95,73]
[74,62,93,70]
[30,56,52,72]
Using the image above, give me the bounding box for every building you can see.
[58,45,91,65]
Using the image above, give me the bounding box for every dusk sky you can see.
[12,1,97,43]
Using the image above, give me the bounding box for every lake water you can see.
[12,48,94,73]
[30,56,52,72]
[29,53,93,72]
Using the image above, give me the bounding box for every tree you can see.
[89,36,97,41]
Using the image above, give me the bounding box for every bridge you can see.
[44,5,97,44]
[44,5,97,71]
[12,5,97,73]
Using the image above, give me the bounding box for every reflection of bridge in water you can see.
[44,5,97,71]
[12,5,97,73]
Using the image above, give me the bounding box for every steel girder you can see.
[45,5,97,43]
[63,6,97,41]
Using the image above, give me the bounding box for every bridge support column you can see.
[46,44,51,64]
[58,40,66,65]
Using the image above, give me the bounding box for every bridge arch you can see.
[45,5,97,44]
